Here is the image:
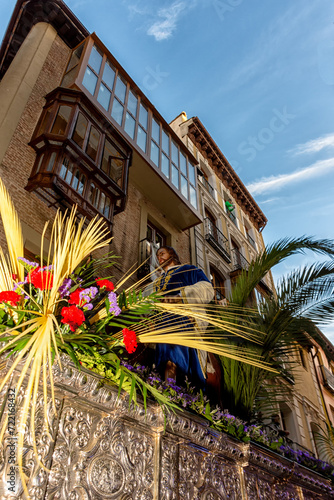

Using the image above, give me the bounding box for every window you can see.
[210,267,226,304]
[72,113,88,149]
[51,105,72,135]
[138,221,166,278]
[206,210,218,241]
[299,348,308,370]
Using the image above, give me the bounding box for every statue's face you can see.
[157,248,172,268]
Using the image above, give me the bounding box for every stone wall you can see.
[0,356,332,499]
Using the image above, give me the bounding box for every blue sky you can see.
[1,0,334,338]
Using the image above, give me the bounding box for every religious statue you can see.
[152,246,215,388]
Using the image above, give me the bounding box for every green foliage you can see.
[217,237,334,421]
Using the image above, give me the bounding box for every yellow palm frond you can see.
[0,178,24,283]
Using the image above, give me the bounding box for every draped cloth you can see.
[152,265,214,387]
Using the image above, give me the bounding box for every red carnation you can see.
[27,267,41,283]
[0,291,21,306]
[95,278,114,292]
[61,305,85,332]
[30,270,53,290]
[122,328,138,354]
[69,288,85,306]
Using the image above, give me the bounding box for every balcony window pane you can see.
[137,127,147,153]
[102,60,115,90]
[101,139,124,185]
[46,151,57,172]
[171,142,179,166]
[150,140,159,167]
[172,164,179,188]
[111,98,124,125]
[82,67,98,95]
[72,169,80,190]
[72,113,88,149]
[60,158,74,184]
[38,107,52,135]
[88,45,103,74]
[115,76,126,103]
[99,191,106,213]
[97,83,111,111]
[162,130,169,154]
[152,118,160,144]
[161,153,169,178]
[189,162,196,185]
[78,173,86,195]
[51,105,72,135]
[111,157,124,186]
[181,174,188,199]
[139,103,148,129]
[86,126,101,161]
[124,112,136,139]
[180,153,187,176]
[89,183,97,206]
[61,66,78,88]
[189,185,197,209]
[66,43,84,73]
[127,90,138,117]
[35,153,44,173]
[104,196,111,218]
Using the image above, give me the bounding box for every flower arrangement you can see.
[0,177,275,495]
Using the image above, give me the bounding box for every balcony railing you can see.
[231,248,249,271]
[247,232,256,249]
[204,218,231,263]
[200,177,215,198]
[320,365,334,393]
[227,210,238,227]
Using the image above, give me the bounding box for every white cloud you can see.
[147,1,187,41]
[258,197,280,205]
[247,157,334,195]
[289,133,334,156]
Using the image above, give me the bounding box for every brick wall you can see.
[0,33,70,253]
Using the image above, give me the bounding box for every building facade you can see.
[0,0,333,470]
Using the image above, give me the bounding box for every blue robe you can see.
[154,265,211,387]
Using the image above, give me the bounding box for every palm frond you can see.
[0,178,24,283]
[231,237,334,306]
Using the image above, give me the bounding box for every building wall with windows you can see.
[170,113,274,303]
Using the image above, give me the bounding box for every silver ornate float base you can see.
[0,356,332,499]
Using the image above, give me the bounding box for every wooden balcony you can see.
[26,88,132,232]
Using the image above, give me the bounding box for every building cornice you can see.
[0,0,89,80]
[188,116,267,231]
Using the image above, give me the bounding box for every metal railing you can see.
[227,210,238,226]
[200,177,215,198]
[247,232,256,249]
[231,247,249,271]
[204,218,231,263]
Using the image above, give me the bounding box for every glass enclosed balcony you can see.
[59,34,201,230]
